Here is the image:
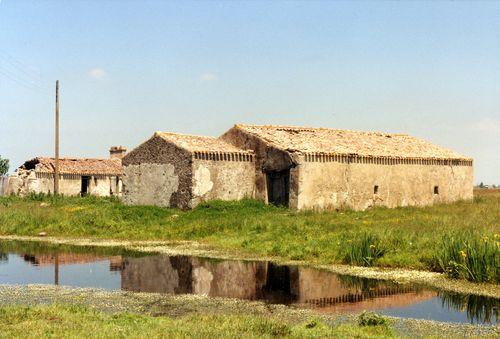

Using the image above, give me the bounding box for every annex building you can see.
[122,124,473,210]
[121,132,255,209]
[8,146,126,197]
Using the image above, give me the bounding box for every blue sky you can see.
[0,1,499,183]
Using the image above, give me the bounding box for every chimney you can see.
[109,146,127,160]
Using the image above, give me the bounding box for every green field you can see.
[0,190,498,282]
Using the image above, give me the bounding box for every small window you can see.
[374,185,379,194]
[434,186,439,194]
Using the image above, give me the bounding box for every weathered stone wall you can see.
[222,126,473,211]
[122,135,192,208]
[221,127,297,203]
[190,158,255,208]
[6,171,119,197]
[296,158,473,211]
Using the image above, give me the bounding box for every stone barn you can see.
[7,146,125,197]
[221,124,473,210]
[121,132,255,209]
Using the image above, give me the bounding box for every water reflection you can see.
[0,248,497,324]
[440,292,499,324]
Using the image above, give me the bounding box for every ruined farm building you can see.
[122,124,473,210]
[121,132,255,208]
[8,146,126,197]
[221,124,473,210]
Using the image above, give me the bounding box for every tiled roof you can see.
[155,132,253,154]
[233,124,471,160]
[20,157,123,175]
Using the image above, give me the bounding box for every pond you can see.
[0,241,497,325]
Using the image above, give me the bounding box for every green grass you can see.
[342,232,386,267]
[0,190,498,279]
[435,232,499,283]
[0,304,393,338]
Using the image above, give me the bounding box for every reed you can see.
[435,232,499,283]
[342,233,386,266]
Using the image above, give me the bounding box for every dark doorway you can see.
[81,176,90,196]
[266,169,290,207]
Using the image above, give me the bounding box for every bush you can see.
[435,233,499,283]
[342,233,386,266]
[0,156,9,175]
[358,312,388,326]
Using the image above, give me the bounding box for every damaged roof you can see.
[232,124,470,160]
[155,131,253,154]
[20,157,123,175]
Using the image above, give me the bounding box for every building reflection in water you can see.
[119,254,433,310]
[19,252,498,323]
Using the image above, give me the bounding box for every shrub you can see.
[435,233,499,283]
[0,156,9,175]
[358,312,388,326]
[342,233,386,266]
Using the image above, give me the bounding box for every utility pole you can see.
[54,80,60,194]
[54,253,59,286]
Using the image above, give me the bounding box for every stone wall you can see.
[222,126,473,211]
[190,156,255,208]
[6,170,119,197]
[122,134,192,208]
[122,133,256,209]
[295,157,473,211]
[221,127,297,202]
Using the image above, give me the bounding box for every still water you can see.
[0,241,497,325]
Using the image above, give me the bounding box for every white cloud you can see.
[88,68,107,80]
[199,72,217,82]
[472,118,500,133]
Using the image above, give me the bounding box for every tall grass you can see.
[0,190,499,275]
[342,233,386,266]
[435,233,499,283]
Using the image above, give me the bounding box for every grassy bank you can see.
[1,285,497,338]
[0,304,392,338]
[0,190,498,281]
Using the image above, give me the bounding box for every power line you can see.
[0,67,44,92]
[0,50,40,81]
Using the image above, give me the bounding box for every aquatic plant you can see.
[358,312,388,326]
[342,233,386,266]
[435,232,499,283]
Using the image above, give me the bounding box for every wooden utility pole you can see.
[54,253,59,286]
[54,80,60,194]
